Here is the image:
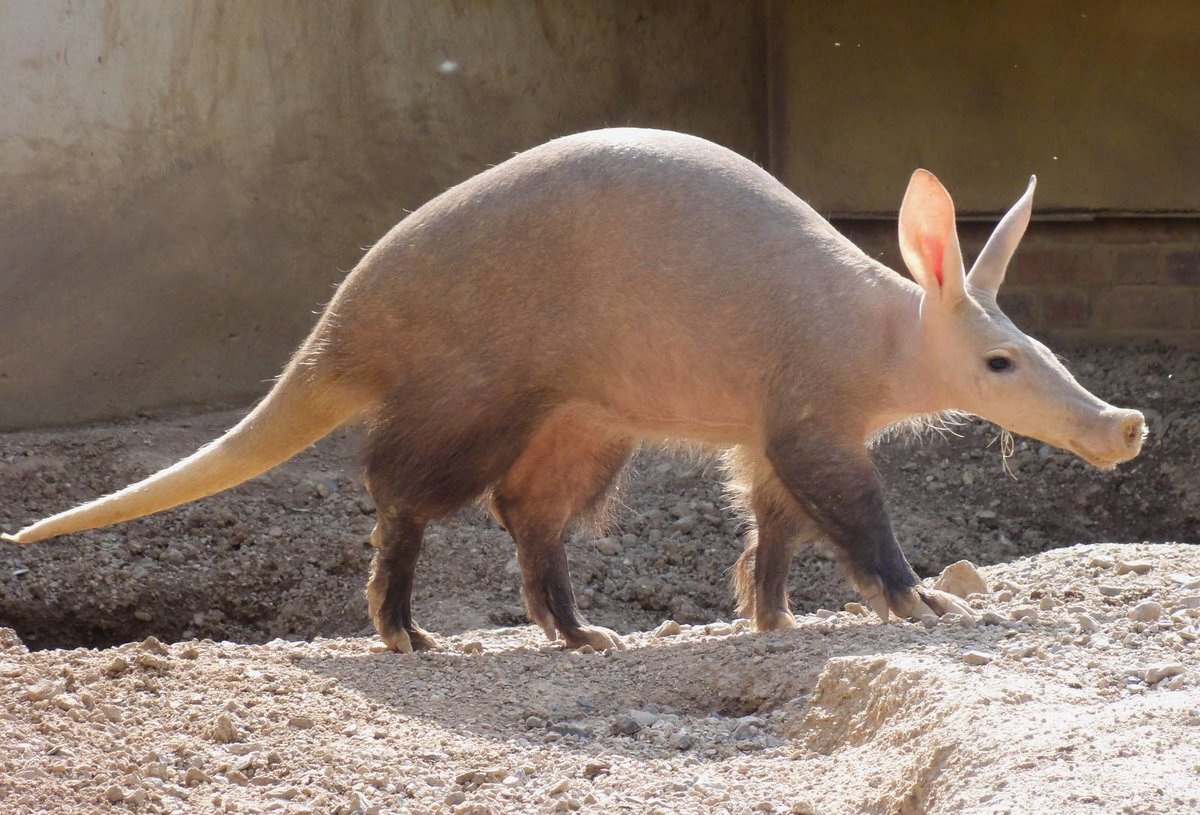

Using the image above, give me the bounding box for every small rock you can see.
[1098,585,1124,597]
[288,716,315,730]
[669,730,695,750]
[629,709,659,728]
[161,547,186,566]
[104,786,125,803]
[582,761,610,780]
[611,716,642,736]
[790,802,816,815]
[654,619,682,638]
[139,636,169,655]
[267,525,284,537]
[525,716,545,729]
[843,602,868,616]
[546,779,571,795]
[1010,606,1039,623]
[314,478,338,499]
[1129,601,1163,622]
[460,640,484,655]
[184,767,212,786]
[100,704,123,724]
[1089,556,1115,569]
[1076,613,1100,633]
[1143,663,1185,684]
[105,656,129,675]
[444,791,467,805]
[22,680,61,702]
[962,650,996,666]
[980,611,1008,626]
[595,537,621,556]
[934,560,989,598]
[1116,560,1153,576]
[213,713,241,743]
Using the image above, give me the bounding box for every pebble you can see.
[1128,601,1163,622]
[104,786,125,803]
[582,761,610,780]
[595,537,621,556]
[1089,556,1115,569]
[1098,585,1124,597]
[213,713,241,743]
[654,620,682,638]
[933,560,989,598]
[1142,663,1185,684]
[288,716,315,730]
[185,767,212,786]
[611,716,642,736]
[962,650,996,666]
[669,730,696,750]
[844,602,868,616]
[1116,560,1153,575]
[1010,606,1039,622]
[460,640,484,655]
[105,656,129,675]
[1076,613,1100,633]
[980,611,1008,626]
[629,709,660,728]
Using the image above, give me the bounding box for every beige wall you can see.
[0,1,766,429]
[769,0,1200,216]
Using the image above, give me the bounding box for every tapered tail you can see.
[2,365,362,543]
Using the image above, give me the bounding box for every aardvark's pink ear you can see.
[898,169,965,305]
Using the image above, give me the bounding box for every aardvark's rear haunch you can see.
[3,129,1145,652]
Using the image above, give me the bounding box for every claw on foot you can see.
[756,610,798,632]
[562,624,625,651]
[857,575,978,622]
[379,626,441,653]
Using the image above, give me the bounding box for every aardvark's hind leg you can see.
[491,413,633,651]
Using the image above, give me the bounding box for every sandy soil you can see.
[0,344,1197,813]
[2,544,1198,814]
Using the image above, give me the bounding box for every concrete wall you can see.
[769,0,1200,215]
[0,1,766,429]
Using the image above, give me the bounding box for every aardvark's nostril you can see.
[1120,412,1146,448]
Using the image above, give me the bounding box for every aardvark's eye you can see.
[987,356,1012,373]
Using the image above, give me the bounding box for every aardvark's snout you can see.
[1073,408,1146,469]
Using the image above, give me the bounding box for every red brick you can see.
[1164,252,1200,285]
[1114,251,1159,284]
[1009,248,1112,287]
[1094,286,1195,330]
[1041,289,1091,328]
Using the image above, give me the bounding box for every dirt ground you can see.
[0,344,1198,813]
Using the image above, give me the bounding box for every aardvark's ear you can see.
[967,175,1037,296]
[898,169,965,306]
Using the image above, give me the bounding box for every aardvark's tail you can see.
[2,365,361,544]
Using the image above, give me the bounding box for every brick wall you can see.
[836,219,1200,349]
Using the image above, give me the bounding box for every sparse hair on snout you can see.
[2,128,1145,651]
